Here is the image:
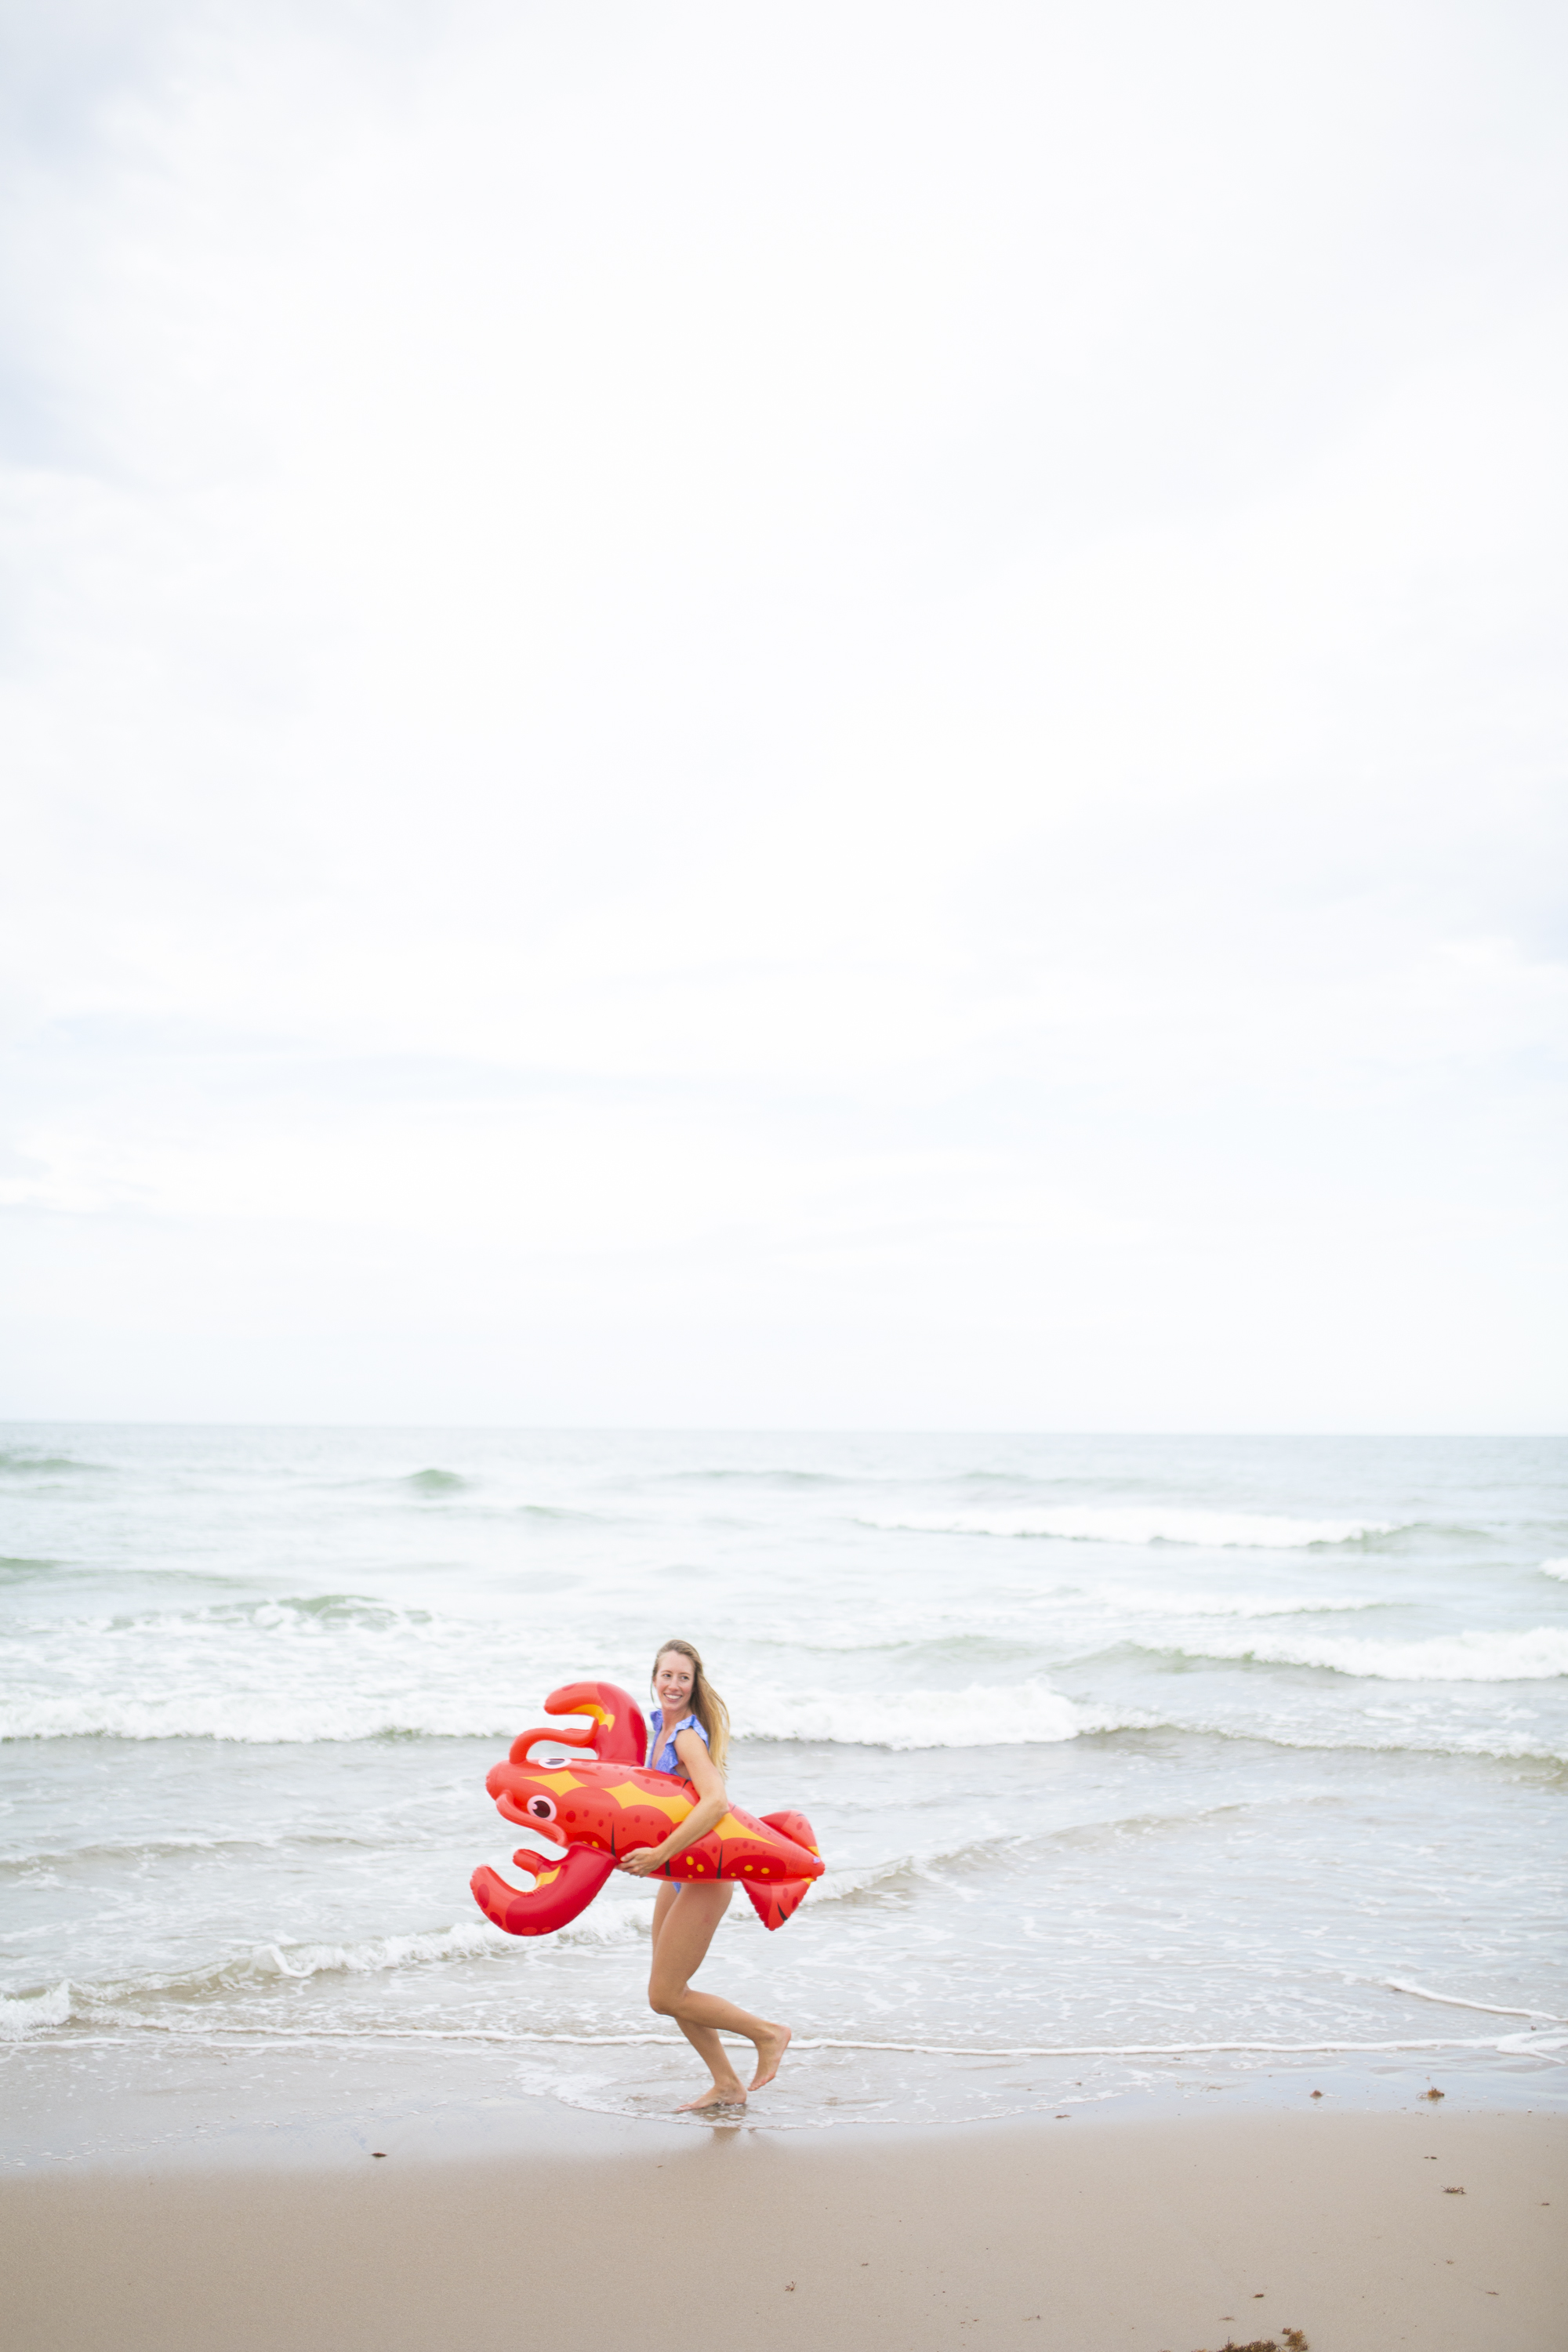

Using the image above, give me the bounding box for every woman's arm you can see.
[615,1730,728,1876]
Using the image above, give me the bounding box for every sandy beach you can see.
[4,2102,1562,2352]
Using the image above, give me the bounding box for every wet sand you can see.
[3,2104,1563,2352]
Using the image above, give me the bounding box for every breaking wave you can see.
[735,1680,1112,1748]
[1131,1624,1568,1682]
[861,1508,1397,1548]
[0,1980,73,2038]
[0,1693,532,1741]
[0,1555,58,1584]
[0,1906,659,2038]
[1109,1587,1383,1619]
[8,1671,1565,1759]
[16,2015,1564,2063]
[651,1468,850,1488]
[1380,1977,1566,2024]
[0,1449,106,1476]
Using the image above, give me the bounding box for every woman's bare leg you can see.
[649,1878,681,1962]
[650,1884,746,2103]
[646,1883,792,2103]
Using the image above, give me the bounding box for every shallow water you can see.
[2,1426,1564,2135]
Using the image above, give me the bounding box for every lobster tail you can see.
[742,1876,814,1931]
[739,1809,822,1929]
[760,1808,820,1861]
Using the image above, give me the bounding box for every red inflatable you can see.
[470,1679,823,1936]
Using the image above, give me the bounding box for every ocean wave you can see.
[734,1680,1120,1748]
[738,1676,1555,1758]
[225,1918,515,1986]
[762,1592,1387,1646]
[0,1450,105,1476]
[199,1919,514,1998]
[1542,1559,1568,1581]
[403,1468,469,1494]
[650,1468,849,1487]
[750,1686,1568,1767]
[1380,1978,1566,2024]
[1120,1713,1567,1766]
[0,1693,531,1741]
[0,1907,656,2034]
[807,1827,1030,1907]
[246,1593,434,1631]
[1111,1587,1384,1620]
[17,2021,1563,2063]
[9,1680,1562,1759]
[0,1922,510,2030]
[0,1828,377,1875]
[860,1508,1396,1549]
[0,1980,72,2038]
[0,1671,1106,1748]
[1129,1624,1568,1682]
[9,1592,435,1639]
[0,1556,59,1583]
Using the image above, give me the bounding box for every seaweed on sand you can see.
[1189,2332,1308,2352]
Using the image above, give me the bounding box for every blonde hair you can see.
[651,1638,730,1771]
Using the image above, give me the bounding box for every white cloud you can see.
[2,0,1564,1425]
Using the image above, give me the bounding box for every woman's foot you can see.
[677,2076,746,2111]
[749,2024,791,2092]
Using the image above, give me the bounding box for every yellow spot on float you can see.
[607,1780,691,1822]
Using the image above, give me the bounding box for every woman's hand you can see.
[617,1733,728,1878]
[616,1844,670,1877]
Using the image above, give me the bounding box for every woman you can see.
[616,1639,792,2108]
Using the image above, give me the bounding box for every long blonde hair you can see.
[651,1638,730,1771]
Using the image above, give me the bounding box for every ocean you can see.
[2,1425,1564,2152]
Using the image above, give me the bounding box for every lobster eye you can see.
[526,1795,557,1821]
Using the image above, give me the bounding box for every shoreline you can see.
[5,2032,1564,2172]
[4,2100,1563,2351]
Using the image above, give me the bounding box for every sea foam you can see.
[733,1680,1125,1748]
[860,1507,1395,1548]
[1109,1586,1383,1618]
[0,1980,72,2038]
[0,1693,533,1742]
[1131,1624,1568,1682]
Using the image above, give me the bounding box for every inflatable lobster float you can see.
[471,1679,824,1936]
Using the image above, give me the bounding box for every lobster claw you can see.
[508,1680,646,1767]
[470,1846,615,1937]
[476,1684,643,1944]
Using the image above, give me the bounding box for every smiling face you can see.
[653,1649,695,1720]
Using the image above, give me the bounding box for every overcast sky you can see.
[2,0,1564,1429]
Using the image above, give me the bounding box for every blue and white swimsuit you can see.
[647,1708,710,1777]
